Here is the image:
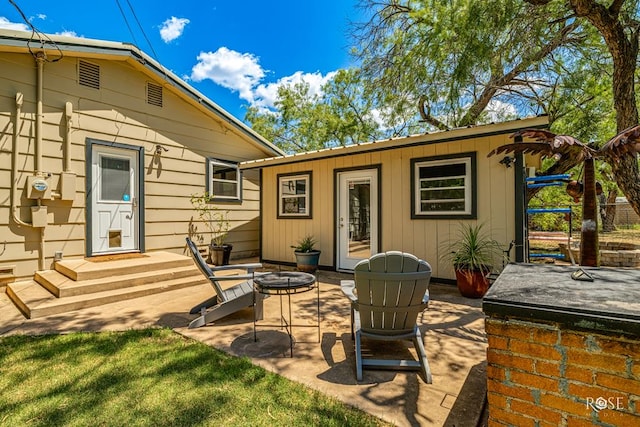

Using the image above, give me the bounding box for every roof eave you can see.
[0,29,284,158]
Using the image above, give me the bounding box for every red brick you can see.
[487,350,535,371]
[486,319,533,341]
[539,420,561,427]
[633,362,640,378]
[535,360,561,377]
[540,393,592,417]
[510,340,562,361]
[510,371,560,392]
[568,382,628,403]
[533,328,560,345]
[594,335,640,357]
[489,407,536,427]
[486,365,506,382]
[596,373,640,396]
[561,331,589,348]
[597,409,640,427]
[566,415,598,427]
[487,391,508,410]
[510,399,563,425]
[487,335,509,350]
[487,379,535,402]
[488,418,507,427]
[565,365,594,384]
[566,348,627,372]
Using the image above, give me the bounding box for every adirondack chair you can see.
[341,251,433,383]
[185,237,265,329]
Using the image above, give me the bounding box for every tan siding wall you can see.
[1,52,267,279]
[260,133,522,280]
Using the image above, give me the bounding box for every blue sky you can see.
[2,0,363,120]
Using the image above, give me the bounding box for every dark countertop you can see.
[483,263,640,336]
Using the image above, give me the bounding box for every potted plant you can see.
[190,192,232,265]
[291,235,321,273]
[442,223,504,298]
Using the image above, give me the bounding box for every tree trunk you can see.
[580,157,599,267]
[569,0,640,218]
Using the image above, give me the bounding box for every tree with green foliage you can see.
[353,0,639,216]
[244,69,412,154]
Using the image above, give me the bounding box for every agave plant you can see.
[443,224,503,273]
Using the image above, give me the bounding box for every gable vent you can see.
[78,60,100,89]
[146,82,163,107]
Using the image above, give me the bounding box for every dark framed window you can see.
[207,158,241,201]
[411,152,476,219]
[277,172,312,218]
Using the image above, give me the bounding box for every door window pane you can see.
[101,156,130,201]
[348,179,371,258]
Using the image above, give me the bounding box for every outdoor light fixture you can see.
[499,156,515,168]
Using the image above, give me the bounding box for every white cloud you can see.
[191,47,266,103]
[484,99,518,122]
[0,17,29,31]
[160,16,189,43]
[190,46,338,111]
[252,70,337,109]
[56,30,78,37]
[36,14,46,20]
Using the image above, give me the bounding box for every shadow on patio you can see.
[0,265,488,426]
[176,268,488,427]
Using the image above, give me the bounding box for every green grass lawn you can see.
[0,328,387,427]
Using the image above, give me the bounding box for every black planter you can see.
[210,244,233,266]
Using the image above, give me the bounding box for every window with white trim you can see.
[278,173,311,218]
[207,158,241,201]
[411,153,476,218]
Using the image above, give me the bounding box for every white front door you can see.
[90,145,139,254]
[337,169,378,271]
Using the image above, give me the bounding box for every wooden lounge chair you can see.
[341,251,433,383]
[185,237,265,329]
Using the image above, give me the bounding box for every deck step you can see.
[35,265,201,297]
[54,252,193,281]
[8,274,208,319]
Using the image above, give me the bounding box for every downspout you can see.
[35,52,45,176]
[11,92,30,227]
[64,101,72,172]
[35,52,46,270]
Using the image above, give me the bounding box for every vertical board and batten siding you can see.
[0,52,269,279]
[259,131,523,280]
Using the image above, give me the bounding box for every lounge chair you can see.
[341,251,433,383]
[185,237,265,328]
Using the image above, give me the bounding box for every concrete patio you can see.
[0,266,488,427]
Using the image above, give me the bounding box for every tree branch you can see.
[459,20,581,126]
[417,96,450,130]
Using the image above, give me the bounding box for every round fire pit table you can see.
[253,271,320,356]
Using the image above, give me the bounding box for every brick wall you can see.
[486,317,640,426]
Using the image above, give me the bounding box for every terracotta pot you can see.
[455,268,490,298]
